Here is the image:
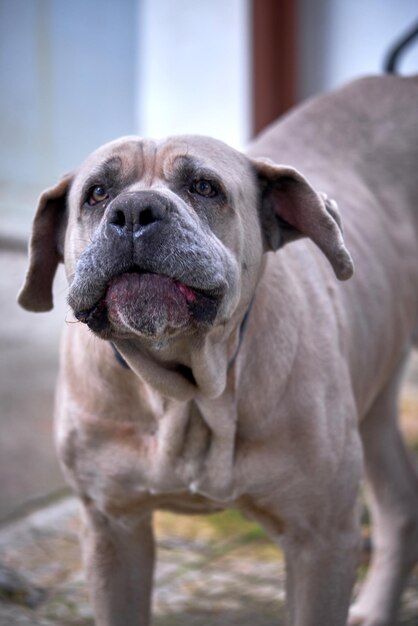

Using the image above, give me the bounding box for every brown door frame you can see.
[251,0,297,136]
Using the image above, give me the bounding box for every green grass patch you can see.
[204,509,268,543]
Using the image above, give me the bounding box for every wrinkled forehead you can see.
[74,135,252,190]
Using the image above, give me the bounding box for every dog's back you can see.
[249,75,418,203]
[247,75,418,417]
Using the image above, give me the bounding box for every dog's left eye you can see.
[87,185,109,206]
[190,179,218,198]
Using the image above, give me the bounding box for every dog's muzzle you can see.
[70,190,225,339]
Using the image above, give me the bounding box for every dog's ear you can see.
[18,173,73,312]
[253,157,354,280]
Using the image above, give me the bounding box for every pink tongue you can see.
[174,280,197,303]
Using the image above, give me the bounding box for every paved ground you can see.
[2,497,284,626]
[0,496,418,626]
[1,242,418,624]
[0,246,67,520]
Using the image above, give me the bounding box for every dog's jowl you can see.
[19,76,418,626]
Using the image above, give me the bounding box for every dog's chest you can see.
[64,395,242,513]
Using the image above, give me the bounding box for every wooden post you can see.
[252,0,297,136]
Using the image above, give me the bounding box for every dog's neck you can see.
[112,306,251,401]
[112,299,253,389]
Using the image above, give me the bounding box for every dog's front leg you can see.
[282,507,360,626]
[81,503,155,626]
[283,519,360,626]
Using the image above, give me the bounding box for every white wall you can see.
[298,0,418,100]
[137,0,251,149]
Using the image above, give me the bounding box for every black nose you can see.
[106,191,167,234]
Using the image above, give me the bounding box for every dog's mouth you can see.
[74,267,221,339]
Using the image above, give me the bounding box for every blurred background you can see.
[0,2,418,623]
[2,0,418,238]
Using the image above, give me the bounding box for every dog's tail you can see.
[384,19,418,73]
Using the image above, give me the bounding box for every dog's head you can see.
[18,135,353,394]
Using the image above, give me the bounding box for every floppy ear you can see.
[18,174,73,312]
[253,158,354,281]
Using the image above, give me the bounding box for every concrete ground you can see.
[0,245,68,522]
[1,242,418,624]
[0,496,418,626]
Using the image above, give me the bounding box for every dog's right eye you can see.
[189,179,218,198]
[87,185,109,206]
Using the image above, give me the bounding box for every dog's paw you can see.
[347,611,364,626]
[347,607,388,626]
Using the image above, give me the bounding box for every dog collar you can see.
[112,343,130,369]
